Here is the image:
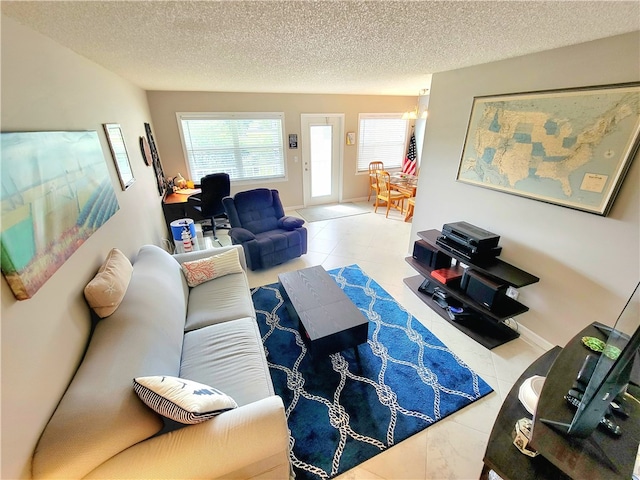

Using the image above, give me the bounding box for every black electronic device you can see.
[576,354,598,388]
[433,295,449,309]
[435,234,502,262]
[440,221,500,251]
[412,240,452,270]
[461,269,507,311]
[418,278,435,295]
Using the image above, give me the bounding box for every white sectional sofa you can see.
[32,244,290,479]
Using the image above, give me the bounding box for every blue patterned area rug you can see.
[251,265,493,480]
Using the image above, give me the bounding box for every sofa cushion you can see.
[180,318,274,407]
[184,272,256,332]
[181,248,243,287]
[32,245,189,480]
[84,248,133,318]
[133,375,237,424]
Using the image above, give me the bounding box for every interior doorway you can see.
[301,114,344,206]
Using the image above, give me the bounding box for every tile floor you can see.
[214,201,548,480]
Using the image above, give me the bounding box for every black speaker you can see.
[413,240,451,269]
[462,269,507,311]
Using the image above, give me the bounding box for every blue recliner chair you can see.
[222,188,307,270]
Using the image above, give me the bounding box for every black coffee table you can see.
[278,266,368,358]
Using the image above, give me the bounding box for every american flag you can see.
[401,132,417,175]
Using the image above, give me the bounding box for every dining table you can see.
[389,173,418,221]
[389,173,418,198]
[368,171,418,221]
[390,172,418,222]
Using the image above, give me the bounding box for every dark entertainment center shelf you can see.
[482,324,640,480]
[404,229,540,349]
[417,229,539,288]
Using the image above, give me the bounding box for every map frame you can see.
[456,83,640,216]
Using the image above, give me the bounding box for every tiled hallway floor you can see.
[217,201,547,479]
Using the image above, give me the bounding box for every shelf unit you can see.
[404,229,540,349]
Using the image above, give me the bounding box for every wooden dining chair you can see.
[404,197,416,222]
[367,161,385,201]
[374,170,406,218]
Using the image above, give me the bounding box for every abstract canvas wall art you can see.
[1,130,119,300]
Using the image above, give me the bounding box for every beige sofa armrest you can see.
[84,396,289,479]
[173,244,247,271]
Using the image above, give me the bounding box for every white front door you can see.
[301,114,343,206]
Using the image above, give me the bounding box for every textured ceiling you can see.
[2,1,639,96]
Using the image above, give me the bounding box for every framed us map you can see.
[456,83,640,215]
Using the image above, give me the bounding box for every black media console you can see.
[404,229,539,349]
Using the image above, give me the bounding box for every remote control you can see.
[568,388,629,419]
[609,399,630,418]
[564,393,622,436]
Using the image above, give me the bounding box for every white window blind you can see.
[357,114,409,172]
[177,113,286,182]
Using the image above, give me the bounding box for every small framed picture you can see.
[289,134,298,149]
[346,132,355,145]
[103,123,135,190]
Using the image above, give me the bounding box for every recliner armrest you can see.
[229,227,256,243]
[278,216,305,230]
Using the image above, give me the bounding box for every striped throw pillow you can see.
[181,248,243,287]
[133,376,237,424]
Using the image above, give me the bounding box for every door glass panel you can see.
[310,125,332,197]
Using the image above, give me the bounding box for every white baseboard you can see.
[343,196,369,203]
[516,322,556,351]
[285,198,370,212]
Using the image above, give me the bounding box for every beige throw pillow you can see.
[181,248,243,287]
[84,248,133,318]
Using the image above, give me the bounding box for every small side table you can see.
[173,224,217,254]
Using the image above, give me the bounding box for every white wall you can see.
[1,15,168,479]
[411,32,640,347]
[146,91,416,207]
[2,11,638,479]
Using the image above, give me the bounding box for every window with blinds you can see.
[177,113,286,182]
[357,114,409,172]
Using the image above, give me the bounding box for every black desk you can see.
[161,190,204,237]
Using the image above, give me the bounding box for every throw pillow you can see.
[133,376,237,424]
[83,248,133,318]
[181,248,243,287]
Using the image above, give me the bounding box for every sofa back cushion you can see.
[32,245,189,479]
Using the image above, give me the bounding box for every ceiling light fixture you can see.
[402,105,428,120]
[401,107,418,120]
[403,88,430,120]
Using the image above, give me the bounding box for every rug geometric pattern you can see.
[251,265,493,480]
